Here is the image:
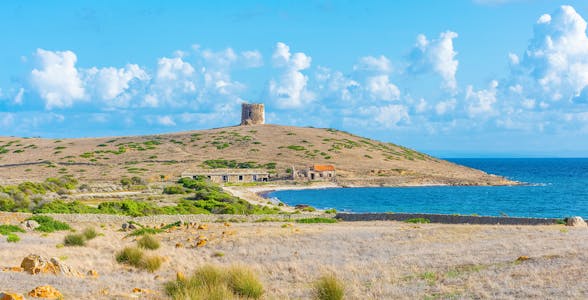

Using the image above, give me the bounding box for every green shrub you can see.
[137,234,160,250]
[64,234,86,246]
[324,209,337,214]
[163,185,186,195]
[296,218,337,224]
[116,247,144,266]
[27,215,71,232]
[6,233,20,243]
[404,218,431,224]
[287,145,306,151]
[129,228,163,236]
[140,255,164,272]
[82,227,98,240]
[164,265,263,300]
[313,273,345,300]
[0,224,25,235]
[226,266,264,298]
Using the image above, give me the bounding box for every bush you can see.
[137,234,160,250]
[27,215,71,232]
[404,218,431,224]
[116,246,163,272]
[140,255,164,272]
[226,266,264,298]
[64,234,86,246]
[0,224,25,235]
[165,265,263,300]
[6,233,20,243]
[82,227,98,240]
[163,185,185,195]
[313,273,345,300]
[116,247,144,266]
[324,209,337,214]
[296,218,337,224]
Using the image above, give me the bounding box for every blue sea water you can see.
[267,158,588,218]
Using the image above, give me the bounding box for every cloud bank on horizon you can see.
[1,3,588,156]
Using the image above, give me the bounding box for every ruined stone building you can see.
[241,103,265,125]
[293,164,336,181]
[181,169,270,183]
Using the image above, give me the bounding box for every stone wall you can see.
[335,212,561,225]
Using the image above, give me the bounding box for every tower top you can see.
[241,103,265,125]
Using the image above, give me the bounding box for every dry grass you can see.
[0,124,511,186]
[313,273,345,300]
[1,215,587,299]
[137,234,160,250]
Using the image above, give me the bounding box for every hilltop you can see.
[0,124,512,186]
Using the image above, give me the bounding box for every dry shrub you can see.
[313,273,345,300]
[165,264,263,300]
[137,234,160,250]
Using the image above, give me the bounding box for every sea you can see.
[267,158,588,219]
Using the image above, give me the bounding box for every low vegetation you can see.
[115,246,163,272]
[137,234,160,250]
[27,215,71,233]
[6,233,20,243]
[312,273,345,300]
[165,265,264,300]
[64,234,86,246]
[203,159,276,169]
[0,225,25,235]
[296,218,337,224]
[404,218,431,224]
[0,176,78,212]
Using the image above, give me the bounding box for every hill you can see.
[0,124,513,186]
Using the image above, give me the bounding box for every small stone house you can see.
[181,169,270,184]
[294,164,336,181]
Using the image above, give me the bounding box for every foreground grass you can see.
[313,274,345,300]
[115,246,163,272]
[165,265,264,299]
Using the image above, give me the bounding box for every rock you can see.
[21,220,40,231]
[20,254,80,277]
[0,292,25,300]
[128,223,137,230]
[196,239,207,247]
[566,216,587,227]
[224,222,231,227]
[28,286,62,299]
[516,256,530,262]
[121,223,128,231]
[175,243,183,248]
[87,269,99,278]
[197,224,208,230]
[21,254,58,275]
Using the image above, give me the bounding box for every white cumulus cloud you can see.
[408,31,459,92]
[87,64,149,102]
[31,49,86,109]
[512,5,588,103]
[365,75,400,101]
[269,42,314,109]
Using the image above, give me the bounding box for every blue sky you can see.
[1,0,588,157]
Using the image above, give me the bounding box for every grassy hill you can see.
[0,124,512,186]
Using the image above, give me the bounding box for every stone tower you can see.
[241,103,265,125]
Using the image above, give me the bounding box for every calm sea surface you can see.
[267,158,588,218]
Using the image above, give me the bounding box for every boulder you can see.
[21,220,40,231]
[21,255,58,275]
[20,254,80,277]
[0,292,25,300]
[27,286,62,299]
[566,216,587,227]
[197,224,208,230]
[87,270,99,278]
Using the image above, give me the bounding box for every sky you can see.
[1,0,588,157]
